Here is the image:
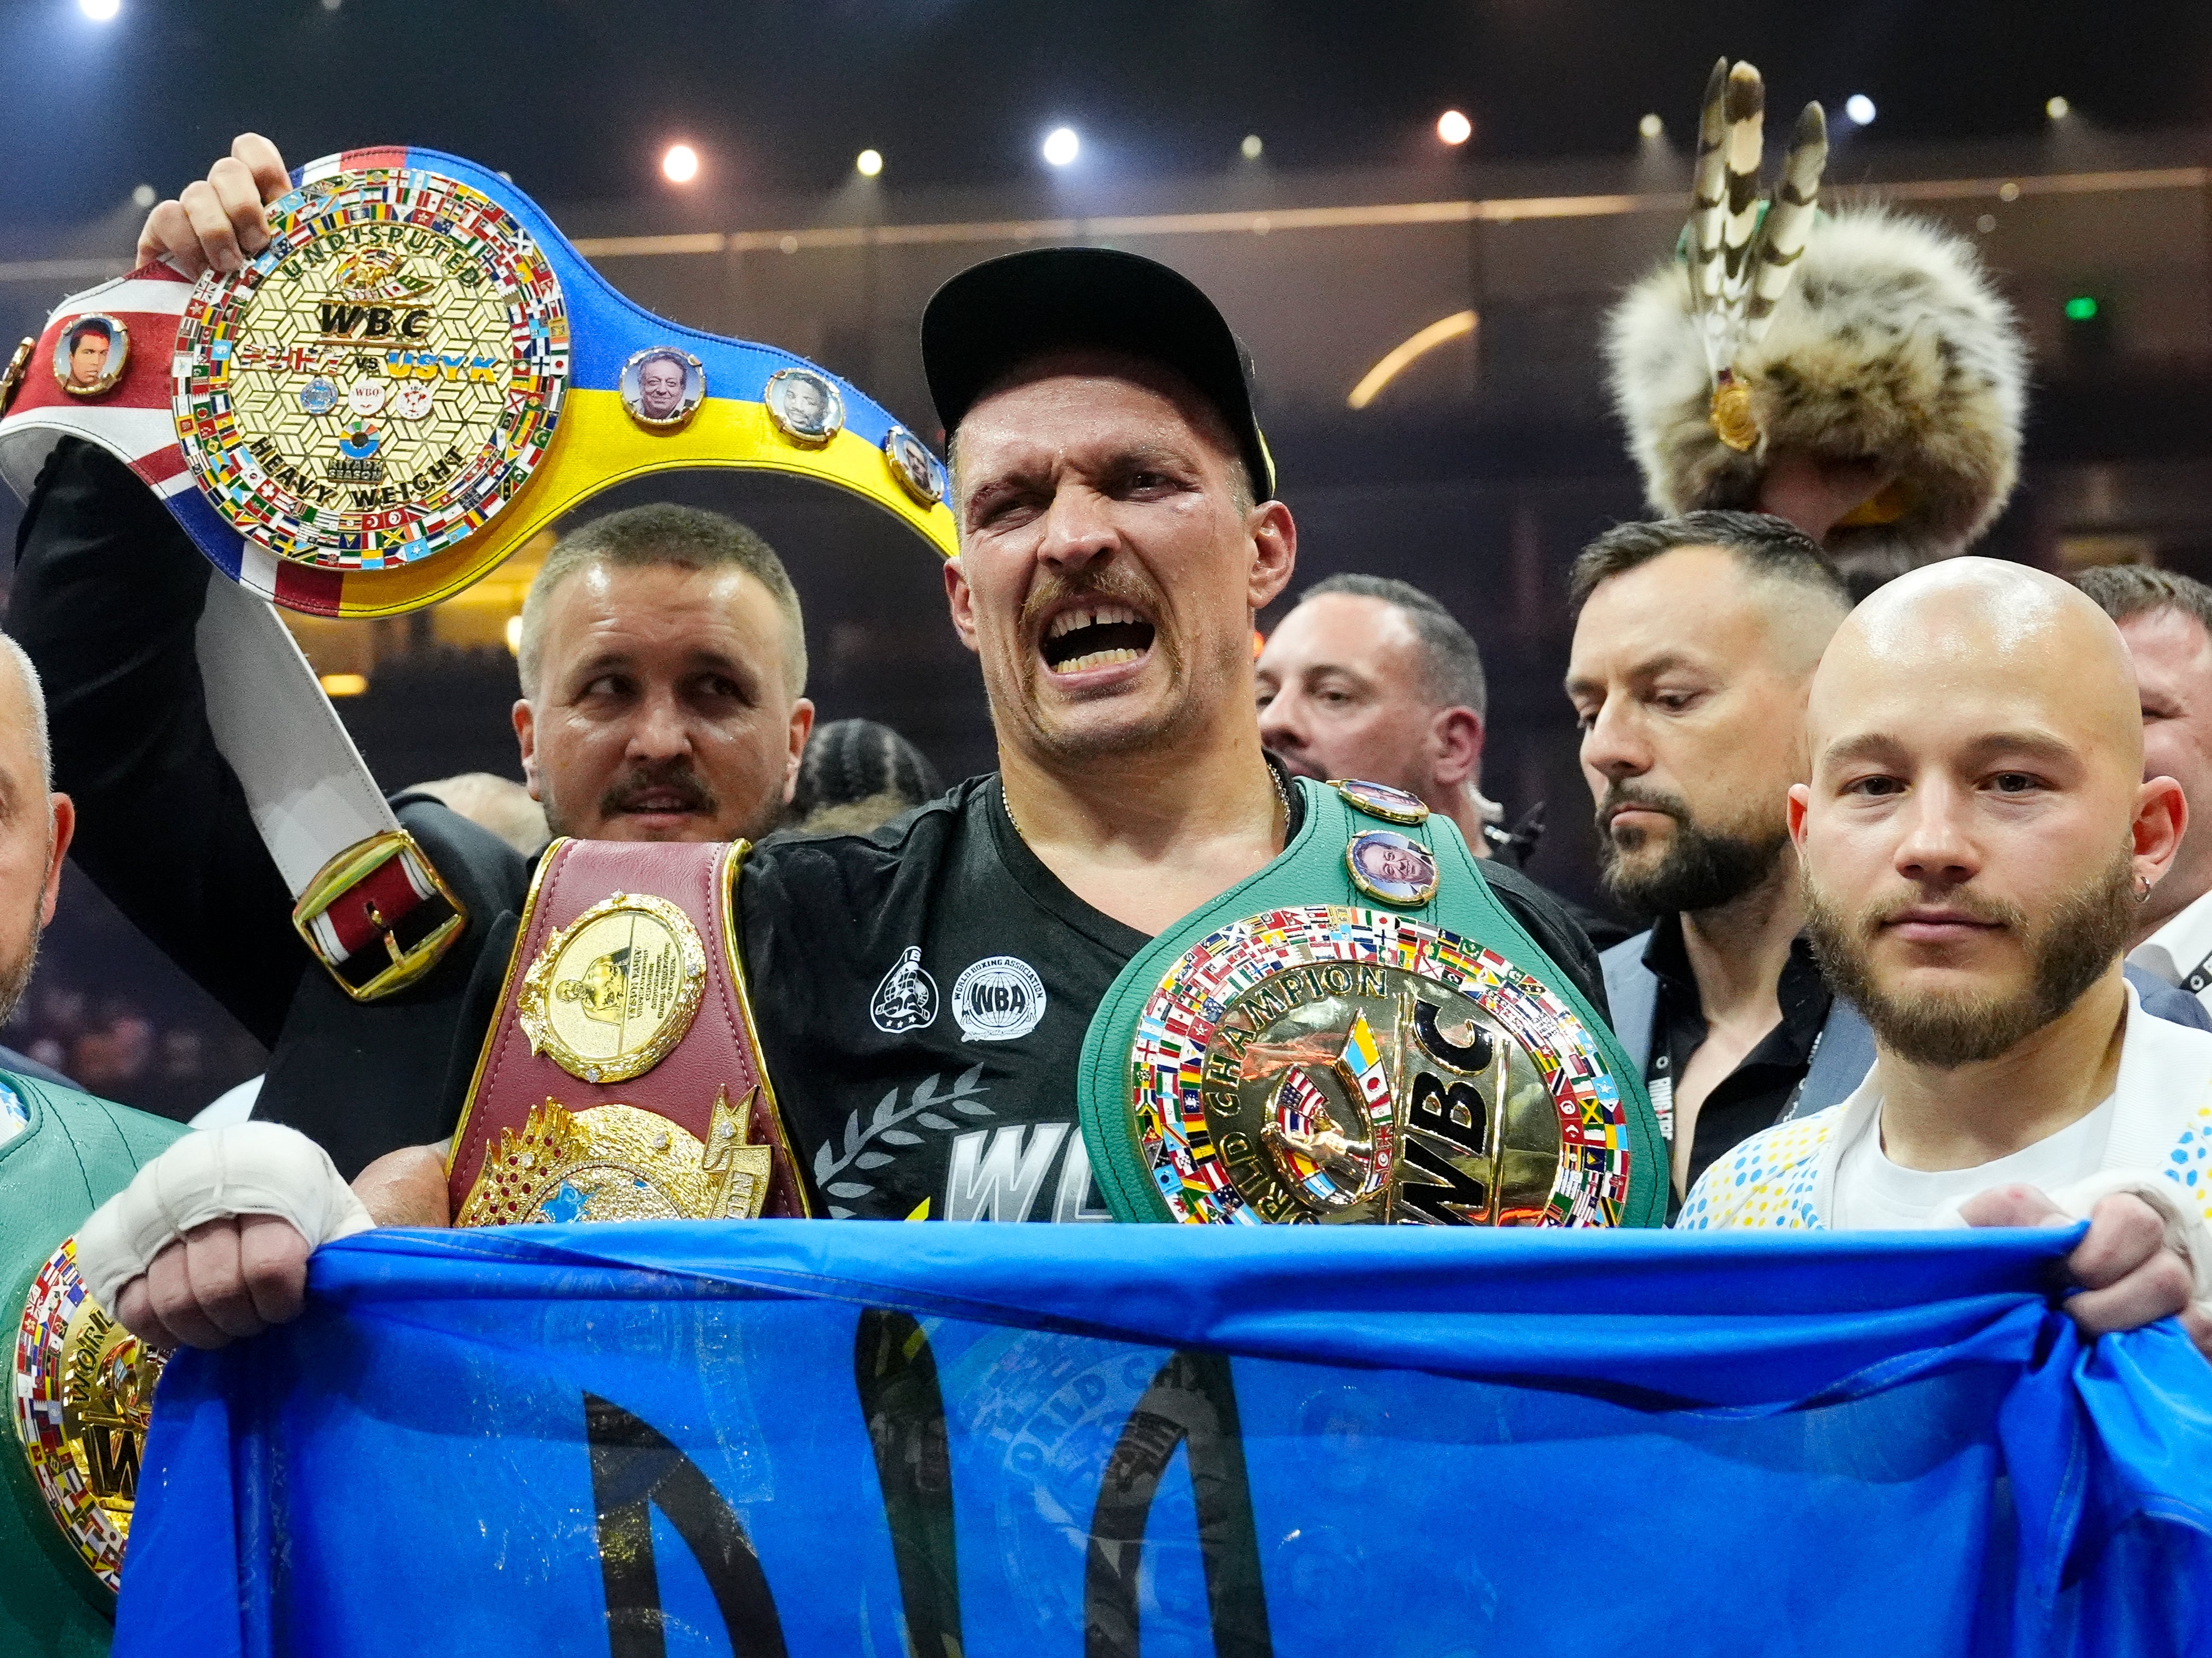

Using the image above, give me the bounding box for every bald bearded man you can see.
[1682,560,2212,1358]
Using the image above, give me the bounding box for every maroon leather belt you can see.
[446,837,808,1224]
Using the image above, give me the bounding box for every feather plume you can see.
[1743,101,1828,339]
[1718,63,1766,297]
[1605,206,2029,575]
[1688,57,1731,302]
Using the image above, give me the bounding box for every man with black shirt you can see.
[57,160,1642,1342]
[1568,516,1863,1205]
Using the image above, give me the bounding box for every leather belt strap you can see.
[446,837,806,1224]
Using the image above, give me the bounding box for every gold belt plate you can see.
[12,1237,167,1592]
[456,1087,776,1227]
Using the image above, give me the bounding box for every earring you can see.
[2136,872,2155,905]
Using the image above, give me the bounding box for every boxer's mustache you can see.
[600,759,717,817]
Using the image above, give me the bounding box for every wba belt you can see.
[1078,777,1667,1227]
[446,839,807,1226]
[0,147,955,1003]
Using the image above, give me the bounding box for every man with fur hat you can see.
[1576,64,2112,1213]
[1605,60,2028,594]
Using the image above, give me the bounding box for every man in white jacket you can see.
[1684,558,2212,1359]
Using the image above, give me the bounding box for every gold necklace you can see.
[1001,763,1290,849]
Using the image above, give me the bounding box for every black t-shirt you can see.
[1643,914,1832,1210]
[741,772,1611,1222]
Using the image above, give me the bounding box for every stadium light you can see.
[79,0,119,19]
[661,143,699,184]
[1844,94,1876,125]
[856,148,883,177]
[1041,127,1080,167]
[1638,113,1664,140]
[1240,134,1264,160]
[2046,95,2071,120]
[1436,109,1472,146]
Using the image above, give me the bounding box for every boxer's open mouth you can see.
[1040,601,1157,674]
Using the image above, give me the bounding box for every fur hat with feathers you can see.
[1605,206,2028,576]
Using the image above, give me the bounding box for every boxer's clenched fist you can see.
[136,132,291,278]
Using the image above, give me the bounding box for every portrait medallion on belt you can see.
[1332,778,1430,825]
[1345,830,1439,907]
[763,365,844,449]
[53,313,129,399]
[1126,905,1636,1227]
[13,1237,166,1592]
[517,890,706,1084]
[621,346,706,431]
[172,164,570,571]
[882,422,945,506]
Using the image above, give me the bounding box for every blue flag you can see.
[118,1223,2212,1656]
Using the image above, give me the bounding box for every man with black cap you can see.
[62,161,1655,1345]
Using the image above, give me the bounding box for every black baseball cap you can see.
[920,246,1276,501]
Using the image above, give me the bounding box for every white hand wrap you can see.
[74,1122,373,1311]
[2045,1170,2212,1304]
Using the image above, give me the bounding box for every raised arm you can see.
[8,438,305,1041]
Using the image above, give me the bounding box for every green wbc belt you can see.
[1078,777,1665,1227]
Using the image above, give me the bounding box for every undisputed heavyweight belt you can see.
[13,1237,161,1597]
[446,838,807,1226]
[1078,777,1667,1227]
[0,147,955,1004]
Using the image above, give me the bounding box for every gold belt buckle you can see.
[291,827,468,1002]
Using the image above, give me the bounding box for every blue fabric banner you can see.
[116,1222,2212,1657]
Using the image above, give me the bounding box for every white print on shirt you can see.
[813,1062,989,1215]
[951,956,1048,1042]
[870,947,938,1033]
[945,1124,1112,1222]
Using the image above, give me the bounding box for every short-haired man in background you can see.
[2075,566,2212,1017]
[1683,561,2211,1364]
[1257,574,1500,853]
[1567,512,1863,1203]
[511,503,813,843]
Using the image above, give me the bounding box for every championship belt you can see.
[12,1238,163,1596]
[445,839,807,1226]
[1078,778,1667,1227]
[0,147,954,1002]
